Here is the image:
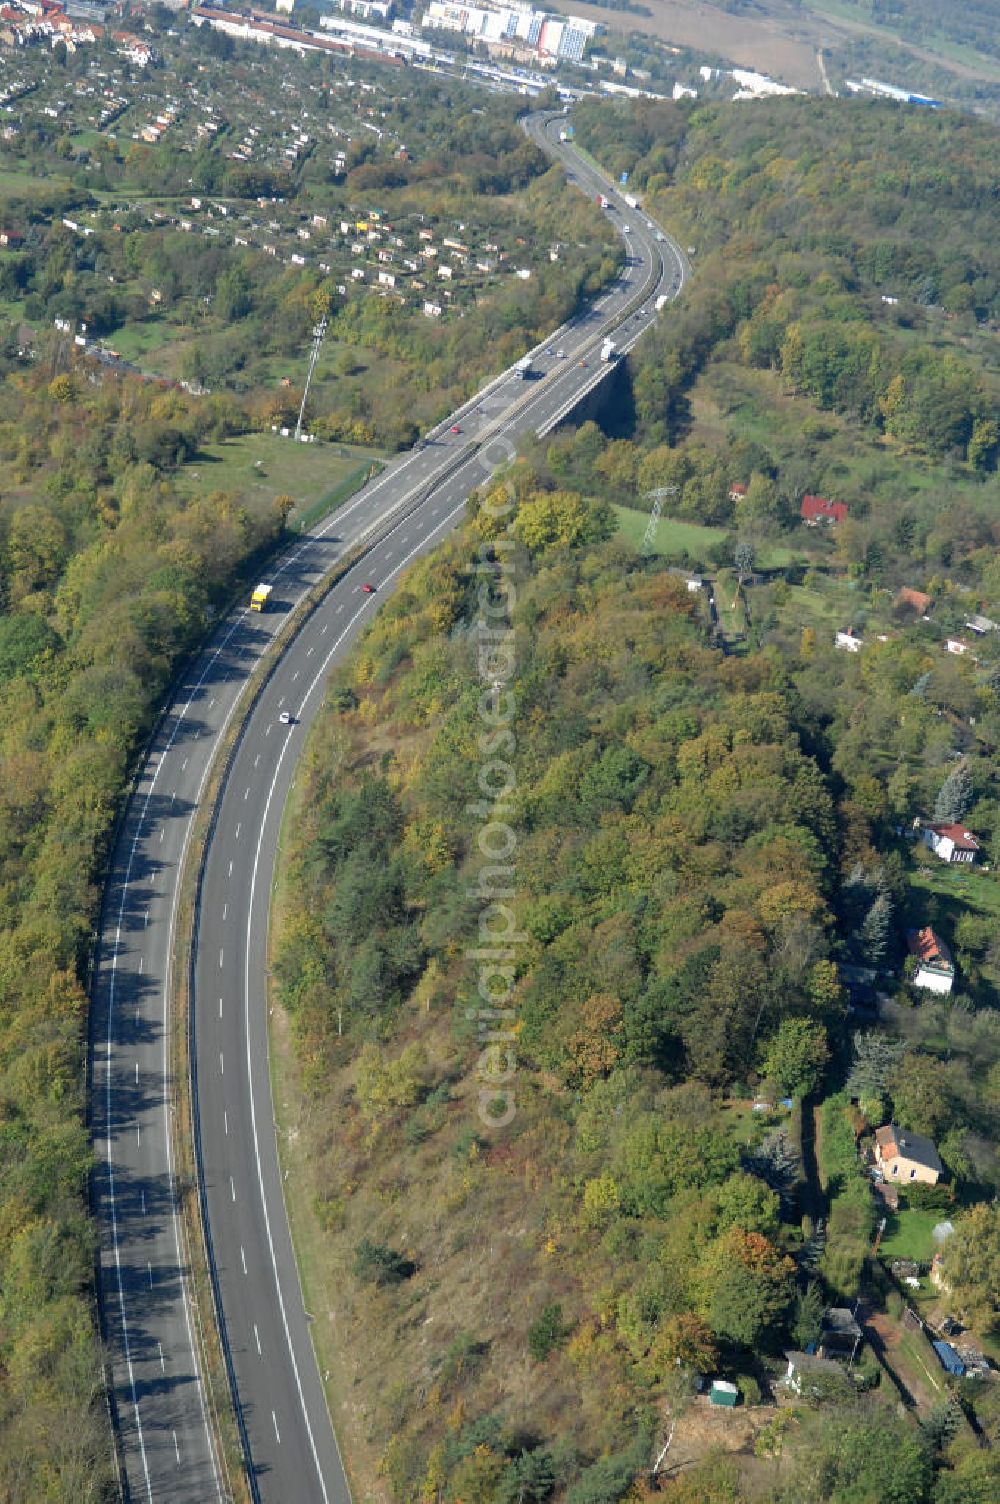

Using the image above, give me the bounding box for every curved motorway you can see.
[91,111,687,1503]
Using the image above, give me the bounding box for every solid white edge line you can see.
[227,201,682,1488]
[105,606,256,1502]
[242,502,467,1502]
[99,108,677,1501]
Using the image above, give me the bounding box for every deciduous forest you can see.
[272,93,1000,1504]
[0,46,613,1502]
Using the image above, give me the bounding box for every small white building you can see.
[835,629,864,653]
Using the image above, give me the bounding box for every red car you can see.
[450,424,461,434]
[361,583,376,594]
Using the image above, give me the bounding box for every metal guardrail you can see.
[94,101,694,1504]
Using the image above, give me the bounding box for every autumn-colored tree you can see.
[513,489,612,552]
[759,1018,829,1099]
[646,1312,718,1380]
[273,492,295,526]
[355,1042,427,1125]
[561,993,624,1087]
[697,1228,796,1348]
[940,1203,1000,1328]
[582,1173,621,1226]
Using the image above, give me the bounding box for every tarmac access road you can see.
[90,110,687,1504]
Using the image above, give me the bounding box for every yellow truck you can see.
[250,583,272,611]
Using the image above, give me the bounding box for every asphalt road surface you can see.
[91,110,687,1504]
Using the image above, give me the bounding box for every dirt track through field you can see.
[551,0,824,88]
[553,0,1000,90]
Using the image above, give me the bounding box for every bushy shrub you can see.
[528,1304,568,1361]
[353,1238,416,1286]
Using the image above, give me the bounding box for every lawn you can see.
[717,592,748,638]
[613,505,726,561]
[877,1206,944,1263]
[177,431,383,526]
[104,317,187,365]
[614,506,800,572]
[907,851,1000,999]
[0,163,69,196]
[894,1320,947,1407]
[909,853,1000,921]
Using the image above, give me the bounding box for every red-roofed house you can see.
[923,823,980,865]
[728,482,747,502]
[907,926,955,994]
[800,495,848,526]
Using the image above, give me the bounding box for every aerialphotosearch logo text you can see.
[468,435,522,1129]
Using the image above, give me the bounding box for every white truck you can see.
[655,294,669,312]
[514,355,532,379]
[600,338,618,363]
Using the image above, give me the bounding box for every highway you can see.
[90,110,687,1503]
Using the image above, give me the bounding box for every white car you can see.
[279,711,292,725]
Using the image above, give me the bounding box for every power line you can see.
[294,315,327,442]
[640,485,678,557]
